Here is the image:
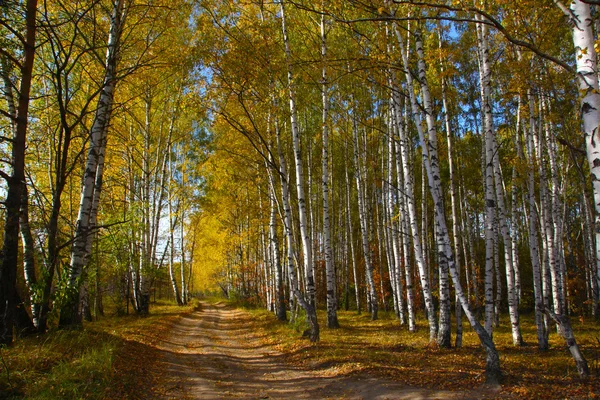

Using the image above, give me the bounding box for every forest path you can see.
[151,301,490,399]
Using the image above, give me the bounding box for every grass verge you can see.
[0,300,195,399]
[243,306,600,399]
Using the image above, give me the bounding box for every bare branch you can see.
[0,48,23,71]
[0,108,17,122]
[0,18,26,45]
[319,0,577,74]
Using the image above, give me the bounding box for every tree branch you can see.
[385,1,575,74]
[0,108,17,122]
[0,48,23,71]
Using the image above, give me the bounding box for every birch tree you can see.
[320,5,339,328]
[61,0,128,326]
[474,14,496,337]
[391,21,437,340]
[352,109,378,321]
[390,8,502,381]
[280,0,318,321]
[551,0,594,378]
[276,111,319,341]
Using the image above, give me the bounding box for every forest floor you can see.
[146,301,499,399]
[4,299,598,398]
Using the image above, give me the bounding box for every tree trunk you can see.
[280,4,318,335]
[558,3,600,310]
[180,147,188,305]
[276,111,319,341]
[438,27,463,346]
[344,138,361,314]
[546,309,590,378]
[393,14,501,382]
[526,90,548,350]
[62,0,126,327]
[20,186,39,328]
[475,16,496,337]
[390,97,416,332]
[387,117,405,324]
[413,29,449,347]
[392,25,436,340]
[0,0,38,345]
[268,166,287,321]
[168,143,183,306]
[352,112,378,321]
[320,8,339,329]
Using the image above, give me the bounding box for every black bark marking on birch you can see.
[582,102,596,114]
[594,158,600,168]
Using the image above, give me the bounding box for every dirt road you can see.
[150,301,493,399]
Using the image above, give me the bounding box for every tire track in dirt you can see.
[151,301,496,399]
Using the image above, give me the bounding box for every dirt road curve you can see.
[151,301,492,399]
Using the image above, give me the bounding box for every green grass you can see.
[0,299,196,400]
[0,327,119,399]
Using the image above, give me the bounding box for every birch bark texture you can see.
[62,0,127,326]
[390,9,501,382]
[551,0,596,377]
[564,0,600,304]
[393,22,437,341]
[276,112,319,342]
[320,5,339,329]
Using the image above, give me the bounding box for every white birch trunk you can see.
[267,147,287,321]
[513,94,524,305]
[64,0,126,325]
[475,16,496,337]
[491,128,522,344]
[320,9,339,328]
[274,82,319,341]
[181,210,187,304]
[542,97,567,315]
[535,105,562,317]
[526,90,548,350]
[179,146,188,305]
[493,221,501,328]
[386,22,411,329]
[352,114,378,320]
[376,196,389,313]
[307,135,316,306]
[392,14,501,381]
[393,24,437,341]
[280,1,317,321]
[552,0,594,376]
[437,26,463,347]
[19,186,39,327]
[387,118,405,324]
[413,29,450,347]
[390,100,416,331]
[168,144,182,305]
[344,138,361,314]
[531,98,555,336]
